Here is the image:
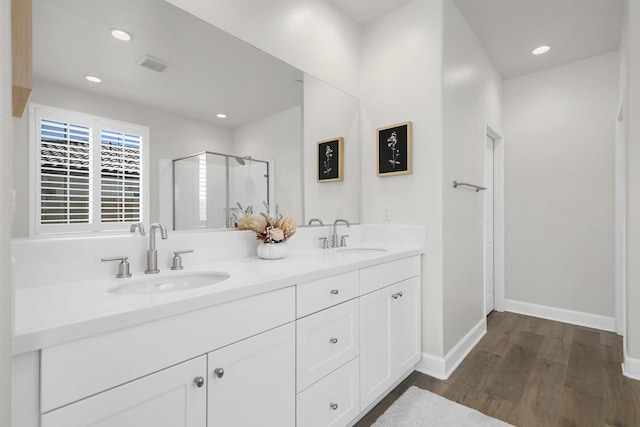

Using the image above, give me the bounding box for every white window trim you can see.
[29,104,150,236]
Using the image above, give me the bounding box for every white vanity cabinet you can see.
[295,271,361,427]
[295,256,422,427]
[42,356,207,427]
[207,323,295,427]
[359,260,421,410]
[16,252,422,427]
[38,287,296,427]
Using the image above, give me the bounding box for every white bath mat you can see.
[372,386,513,427]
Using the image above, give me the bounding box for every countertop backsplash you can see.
[11,224,424,290]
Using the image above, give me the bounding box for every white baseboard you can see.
[622,351,640,381]
[415,351,447,380]
[415,318,486,380]
[505,299,616,332]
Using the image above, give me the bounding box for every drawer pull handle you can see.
[330,403,339,410]
[330,289,339,295]
[329,337,339,344]
[214,368,225,378]
[194,376,205,388]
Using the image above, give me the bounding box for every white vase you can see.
[256,242,287,260]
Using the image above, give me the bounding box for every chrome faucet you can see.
[331,218,350,248]
[130,222,145,236]
[145,223,168,274]
[308,218,324,226]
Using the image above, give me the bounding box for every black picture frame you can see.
[377,121,412,177]
[317,137,344,182]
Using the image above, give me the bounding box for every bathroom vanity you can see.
[11,228,423,427]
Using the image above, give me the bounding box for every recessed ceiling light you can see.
[84,75,102,83]
[532,45,551,55]
[110,28,133,41]
[217,113,227,119]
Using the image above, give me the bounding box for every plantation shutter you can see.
[199,153,207,224]
[33,105,148,235]
[39,118,92,225]
[100,129,143,223]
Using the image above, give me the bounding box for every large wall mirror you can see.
[12,0,360,237]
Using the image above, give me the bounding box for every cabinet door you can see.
[359,286,394,410]
[42,356,207,427]
[393,276,421,374]
[207,322,295,427]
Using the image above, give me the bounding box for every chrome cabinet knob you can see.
[214,368,225,378]
[329,337,338,344]
[194,376,205,388]
[330,289,339,295]
[392,293,399,299]
[330,403,339,410]
[398,291,403,298]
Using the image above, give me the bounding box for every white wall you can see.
[504,53,618,317]
[0,0,12,421]
[166,0,361,97]
[12,79,233,236]
[360,0,445,357]
[232,106,303,221]
[441,0,502,352]
[625,0,640,363]
[303,74,359,224]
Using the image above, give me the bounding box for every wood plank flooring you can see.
[355,312,640,427]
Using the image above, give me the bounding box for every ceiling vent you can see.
[136,54,170,73]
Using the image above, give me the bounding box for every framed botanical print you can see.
[317,137,344,182]
[377,121,412,177]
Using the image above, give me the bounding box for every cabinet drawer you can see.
[296,357,360,427]
[297,271,359,318]
[296,299,359,392]
[41,287,295,413]
[360,256,420,295]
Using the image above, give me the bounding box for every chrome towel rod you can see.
[453,181,487,192]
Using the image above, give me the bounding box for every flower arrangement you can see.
[237,213,297,244]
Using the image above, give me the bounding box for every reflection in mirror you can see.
[173,152,270,230]
[12,0,360,237]
[303,74,360,224]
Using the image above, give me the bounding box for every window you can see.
[31,105,149,235]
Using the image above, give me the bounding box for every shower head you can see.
[233,155,252,165]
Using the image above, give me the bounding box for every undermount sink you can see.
[109,272,231,295]
[335,247,388,254]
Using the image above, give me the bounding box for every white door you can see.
[485,133,495,315]
[359,286,394,409]
[42,356,207,427]
[207,322,295,427]
[393,277,421,374]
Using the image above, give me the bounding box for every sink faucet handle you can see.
[340,235,350,248]
[101,256,132,279]
[318,237,329,249]
[172,249,194,270]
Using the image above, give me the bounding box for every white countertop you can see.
[13,245,422,355]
